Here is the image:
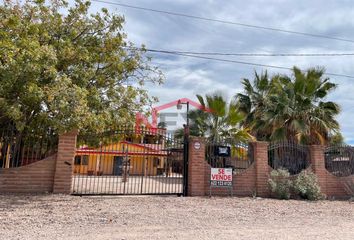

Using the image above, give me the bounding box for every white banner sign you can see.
[210,168,233,187]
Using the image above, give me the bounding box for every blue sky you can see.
[86,0,354,142]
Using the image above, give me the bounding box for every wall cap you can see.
[59,129,79,137]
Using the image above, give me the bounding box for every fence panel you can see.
[72,127,186,195]
[325,145,354,177]
[268,141,310,175]
[0,124,58,168]
[205,138,253,174]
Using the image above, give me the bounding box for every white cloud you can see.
[89,0,354,142]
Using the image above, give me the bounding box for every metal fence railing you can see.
[268,141,310,175]
[205,138,253,174]
[0,125,58,168]
[325,144,354,177]
[73,126,185,195]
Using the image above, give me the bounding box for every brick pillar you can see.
[188,137,206,196]
[309,145,327,195]
[251,141,270,197]
[53,130,78,194]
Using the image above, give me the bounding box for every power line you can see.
[92,0,354,44]
[127,47,354,79]
[143,48,354,57]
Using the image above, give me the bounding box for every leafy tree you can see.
[236,67,340,144]
[0,0,163,135]
[175,93,253,141]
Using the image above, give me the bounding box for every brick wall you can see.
[188,137,207,196]
[1,131,353,198]
[53,130,77,194]
[0,130,77,194]
[188,139,265,197]
[310,145,354,198]
[187,139,353,198]
[0,154,57,193]
[253,141,270,197]
[204,163,257,197]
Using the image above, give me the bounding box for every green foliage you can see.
[236,71,273,141]
[236,67,340,144]
[294,170,324,201]
[0,0,163,134]
[328,132,344,145]
[191,93,254,141]
[268,169,292,199]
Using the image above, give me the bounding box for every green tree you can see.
[328,132,344,145]
[175,93,253,141]
[236,71,273,141]
[173,109,209,140]
[0,0,163,134]
[236,67,340,144]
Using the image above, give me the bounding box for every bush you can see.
[268,169,292,199]
[294,170,324,201]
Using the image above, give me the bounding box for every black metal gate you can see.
[72,127,188,195]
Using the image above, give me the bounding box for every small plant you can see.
[251,188,257,198]
[268,169,292,199]
[294,170,324,201]
[343,178,354,201]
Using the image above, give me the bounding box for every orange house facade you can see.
[74,141,168,176]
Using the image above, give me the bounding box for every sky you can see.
[87,0,354,142]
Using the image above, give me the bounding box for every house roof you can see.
[76,141,166,156]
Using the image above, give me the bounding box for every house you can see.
[74,128,183,176]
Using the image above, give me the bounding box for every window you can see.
[74,156,81,165]
[74,155,89,165]
[82,155,89,165]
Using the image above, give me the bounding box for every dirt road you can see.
[1,194,353,240]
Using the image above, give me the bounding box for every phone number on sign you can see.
[210,181,232,187]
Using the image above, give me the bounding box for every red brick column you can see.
[251,141,270,197]
[309,145,327,195]
[188,137,207,196]
[53,130,78,194]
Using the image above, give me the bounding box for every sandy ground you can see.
[1,194,354,240]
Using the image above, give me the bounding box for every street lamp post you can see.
[176,100,189,128]
[177,99,190,196]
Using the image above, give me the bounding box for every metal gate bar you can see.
[72,127,186,196]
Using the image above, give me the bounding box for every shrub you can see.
[294,170,324,201]
[268,169,292,199]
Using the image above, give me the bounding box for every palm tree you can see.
[236,67,340,144]
[173,109,208,140]
[180,93,253,142]
[265,67,340,144]
[235,71,274,141]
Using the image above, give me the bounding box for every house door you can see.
[113,156,123,176]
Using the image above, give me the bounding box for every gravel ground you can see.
[1,194,353,240]
[72,176,182,195]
